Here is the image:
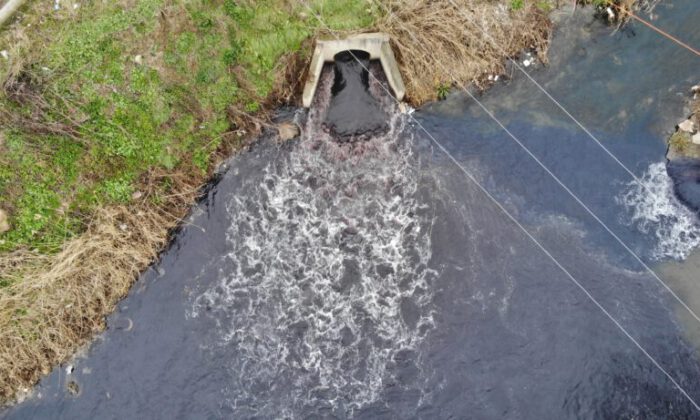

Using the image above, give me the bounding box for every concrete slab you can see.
[302,32,405,107]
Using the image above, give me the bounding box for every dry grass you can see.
[375,0,552,104]
[0,168,202,403]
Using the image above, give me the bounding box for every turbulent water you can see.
[618,162,700,261]
[188,69,438,415]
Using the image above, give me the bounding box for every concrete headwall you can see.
[302,32,405,107]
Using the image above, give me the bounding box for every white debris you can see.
[691,84,700,94]
[606,7,615,21]
[65,365,74,375]
[0,50,8,60]
[133,55,143,65]
[54,0,61,10]
[523,59,532,67]
[118,223,128,231]
[73,3,80,9]
[678,119,696,133]
[487,75,494,81]
[398,102,415,115]
[494,75,500,81]
[693,132,700,145]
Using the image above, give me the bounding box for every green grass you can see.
[0,0,377,253]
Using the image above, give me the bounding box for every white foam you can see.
[617,162,700,260]
[189,68,437,417]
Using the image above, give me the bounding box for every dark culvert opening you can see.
[323,50,389,141]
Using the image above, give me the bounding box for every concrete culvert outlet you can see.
[302,33,405,108]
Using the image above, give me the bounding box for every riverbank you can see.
[668,84,700,160]
[0,0,635,405]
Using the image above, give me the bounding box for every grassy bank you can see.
[0,0,640,405]
[0,0,377,254]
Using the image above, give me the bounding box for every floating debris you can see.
[66,381,79,396]
[606,7,615,22]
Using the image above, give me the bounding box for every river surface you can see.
[4,2,700,419]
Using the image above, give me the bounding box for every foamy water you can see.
[188,67,438,417]
[617,162,700,261]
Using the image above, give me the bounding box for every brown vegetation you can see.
[0,168,204,403]
[375,0,552,104]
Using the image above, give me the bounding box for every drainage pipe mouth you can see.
[331,50,371,94]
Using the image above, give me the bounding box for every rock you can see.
[693,132,700,145]
[679,119,696,133]
[277,122,299,141]
[131,191,143,200]
[0,209,9,234]
[133,55,143,65]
